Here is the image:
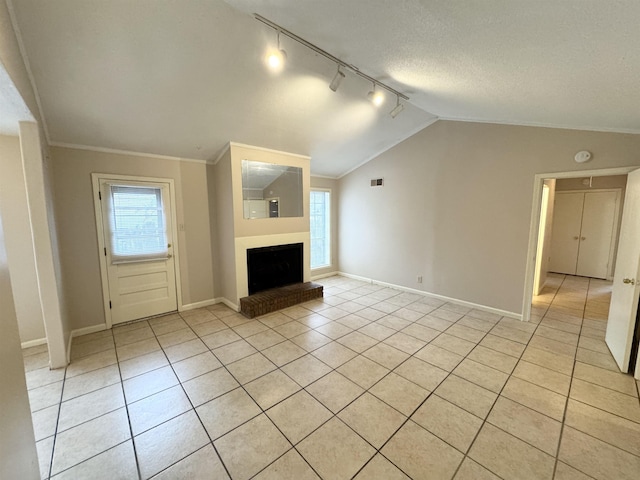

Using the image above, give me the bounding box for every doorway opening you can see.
[524,166,640,379]
[523,166,636,323]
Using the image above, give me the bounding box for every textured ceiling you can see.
[9,0,640,177]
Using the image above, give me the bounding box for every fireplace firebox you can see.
[247,243,303,295]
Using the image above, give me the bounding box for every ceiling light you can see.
[329,66,345,92]
[367,85,385,107]
[390,96,405,118]
[254,15,410,106]
[265,30,286,71]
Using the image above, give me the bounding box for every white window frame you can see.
[310,188,331,270]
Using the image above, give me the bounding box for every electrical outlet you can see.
[417,275,423,284]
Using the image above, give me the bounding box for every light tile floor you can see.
[22,274,640,479]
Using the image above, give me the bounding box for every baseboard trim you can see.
[311,271,340,281]
[337,272,522,320]
[67,323,109,363]
[179,298,218,312]
[21,337,47,349]
[72,323,108,338]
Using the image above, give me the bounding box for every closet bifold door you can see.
[575,191,617,279]
[549,192,584,275]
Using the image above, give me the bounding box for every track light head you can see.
[266,48,287,71]
[390,97,405,118]
[265,30,287,72]
[367,87,385,107]
[329,66,345,92]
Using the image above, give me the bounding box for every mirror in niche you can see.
[241,160,303,219]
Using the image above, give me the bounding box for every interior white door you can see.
[549,192,583,275]
[606,169,640,374]
[100,180,177,324]
[576,191,617,278]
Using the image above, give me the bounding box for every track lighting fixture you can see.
[390,95,405,118]
[265,30,287,72]
[329,65,345,92]
[367,84,385,107]
[255,14,409,105]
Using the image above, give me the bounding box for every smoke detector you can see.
[574,151,592,163]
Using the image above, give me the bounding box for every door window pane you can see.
[310,190,330,269]
[106,185,168,263]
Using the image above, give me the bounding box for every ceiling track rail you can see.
[254,14,410,101]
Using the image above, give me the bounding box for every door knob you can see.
[573,236,579,240]
[623,278,635,285]
[167,254,173,259]
[581,237,586,241]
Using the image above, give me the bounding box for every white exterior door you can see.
[549,192,583,275]
[576,191,617,278]
[606,169,640,375]
[97,177,177,325]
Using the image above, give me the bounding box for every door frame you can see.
[91,173,183,329]
[550,188,622,280]
[522,166,637,322]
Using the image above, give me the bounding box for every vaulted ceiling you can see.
[8,0,640,177]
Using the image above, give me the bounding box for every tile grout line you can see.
[139,313,234,480]
[44,362,67,480]
[109,324,143,480]
[552,275,593,480]
[56,274,634,479]
[192,311,330,480]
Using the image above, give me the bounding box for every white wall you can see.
[20,122,68,367]
[0,186,40,480]
[50,146,216,331]
[339,120,640,315]
[0,134,45,343]
[212,148,236,304]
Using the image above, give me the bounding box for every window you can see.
[106,184,168,263]
[310,189,331,269]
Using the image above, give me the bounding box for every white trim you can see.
[72,324,108,338]
[229,142,311,160]
[212,143,231,165]
[91,173,183,328]
[337,272,521,320]
[179,298,218,312]
[311,271,340,281]
[235,232,311,302]
[337,116,439,179]
[66,323,108,363]
[522,166,638,322]
[310,174,339,180]
[6,1,51,143]
[51,142,207,164]
[438,116,640,135]
[21,337,47,349]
